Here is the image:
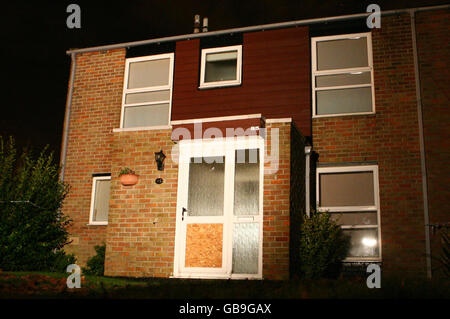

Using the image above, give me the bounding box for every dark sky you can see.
[1,0,446,162]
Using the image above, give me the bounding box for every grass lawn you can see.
[0,271,448,299]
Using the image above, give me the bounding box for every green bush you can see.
[48,251,77,273]
[0,136,71,271]
[83,244,106,276]
[299,211,350,279]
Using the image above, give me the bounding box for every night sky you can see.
[1,0,445,162]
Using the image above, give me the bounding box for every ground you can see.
[0,271,448,299]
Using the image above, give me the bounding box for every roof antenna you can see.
[194,14,201,33]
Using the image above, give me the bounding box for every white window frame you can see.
[311,32,375,118]
[173,136,264,279]
[199,45,242,89]
[88,176,111,225]
[316,165,381,262]
[120,53,174,129]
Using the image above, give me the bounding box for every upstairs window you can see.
[121,53,174,128]
[311,33,374,117]
[200,45,242,88]
[89,176,111,225]
[317,165,381,261]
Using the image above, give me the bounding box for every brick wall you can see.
[102,124,292,279]
[416,9,450,278]
[63,49,125,266]
[263,122,291,279]
[312,14,427,276]
[104,129,178,277]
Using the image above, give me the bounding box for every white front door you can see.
[173,137,263,279]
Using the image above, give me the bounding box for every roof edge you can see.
[66,4,450,55]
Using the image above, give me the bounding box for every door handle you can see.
[182,207,187,221]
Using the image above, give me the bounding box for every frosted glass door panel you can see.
[188,157,225,216]
[232,223,259,274]
[234,149,259,216]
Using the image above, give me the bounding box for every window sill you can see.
[312,111,375,119]
[113,125,172,133]
[198,82,241,90]
[87,222,108,226]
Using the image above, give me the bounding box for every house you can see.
[60,5,449,280]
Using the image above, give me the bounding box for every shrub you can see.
[0,136,71,271]
[83,244,106,276]
[48,251,77,273]
[298,211,350,279]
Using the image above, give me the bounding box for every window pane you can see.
[232,223,259,274]
[320,171,375,207]
[330,211,377,226]
[316,87,372,115]
[317,37,368,70]
[93,179,110,222]
[316,72,371,88]
[125,90,170,104]
[343,228,379,258]
[123,103,169,128]
[188,157,225,216]
[205,51,237,82]
[234,149,259,216]
[128,58,170,89]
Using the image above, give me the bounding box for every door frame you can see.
[172,136,264,279]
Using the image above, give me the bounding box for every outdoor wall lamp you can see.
[155,150,166,171]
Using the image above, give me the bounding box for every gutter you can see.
[59,52,76,182]
[65,4,450,55]
[409,9,432,279]
[305,146,312,217]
